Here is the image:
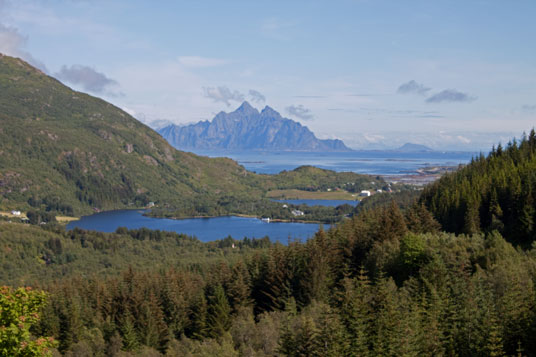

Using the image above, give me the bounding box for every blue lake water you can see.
[66,210,325,243]
[273,199,359,207]
[193,150,476,175]
[66,151,473,242]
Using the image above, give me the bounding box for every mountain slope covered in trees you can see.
[4,195,536,356]
[420,130,536,246]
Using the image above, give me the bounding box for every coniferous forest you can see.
[3,131,536,356]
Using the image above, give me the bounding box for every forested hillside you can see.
[5,195,536,356]
[421,130,536,247]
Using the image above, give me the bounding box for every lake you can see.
[193,149,476,175]
[66,210,326,243]
[66,151,471,242]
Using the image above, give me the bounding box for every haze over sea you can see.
[192,150,476,175]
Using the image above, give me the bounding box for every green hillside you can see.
[420,130,536,246]
[266,165,383,192]
[0,54,266,214]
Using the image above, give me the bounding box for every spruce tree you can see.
[206,284,232,338]
[119,311,139,352]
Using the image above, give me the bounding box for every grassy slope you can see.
[0,54,264,214]
[266,189,358,200]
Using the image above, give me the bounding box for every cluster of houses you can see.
[281,204,304,216]
[260,184,395,223]
[359,184,393,197]
[261,207,305,223]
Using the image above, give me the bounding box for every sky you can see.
[0,0,535,151]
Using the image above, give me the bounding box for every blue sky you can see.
[1,0,535,150]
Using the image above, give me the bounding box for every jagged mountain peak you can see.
[158,103,351,152]
[260,105,281,118]
[234,101,258,116]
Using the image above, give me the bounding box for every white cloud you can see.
[286,104,314,120]
[249,89,266,103]
[203,86,245,106]
[397,80,431,95]
[56,64,119,94]
[0,22,47,71]
[426,89,476,103]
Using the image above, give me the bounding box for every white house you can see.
[11,210,21,216]
[291,209,305,216]
[359,190,371,197]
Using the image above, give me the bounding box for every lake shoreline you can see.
[144,212,331,225]
[67,210,326,243]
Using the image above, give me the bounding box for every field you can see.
[0,211,27,219]
[55,216,79,223]
[266,189,360,200]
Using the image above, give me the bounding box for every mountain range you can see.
[158,102,351,151]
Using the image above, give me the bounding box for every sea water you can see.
[191,150,476,175]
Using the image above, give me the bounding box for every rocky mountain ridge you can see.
[159,102,351,151]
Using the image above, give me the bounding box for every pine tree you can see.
[186,291,208,339]
[316,307,350,357]
[337,269,371,357]
[303,228,334,304]
[489,188,504,232]
[206,284,232,338]
[225,261,252,312]
[256,248,291,312]
[486,315,506,357]
[119,310,139,352]
[405,203,441,234]
[463,198,480,235]
[138,292,169,352]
